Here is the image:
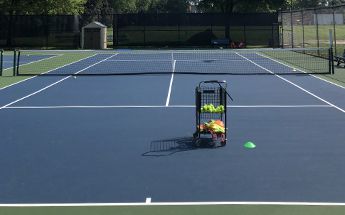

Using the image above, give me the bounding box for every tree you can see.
[0,0,86,46]
[166,0,188,12]
[108,0,137,13]
[108,0,188,13]
[82,0,113,26]
[194,0,285,13]
[0,0,86,15]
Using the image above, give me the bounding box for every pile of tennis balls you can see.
[198,119,225,133]
[200,104,225,113]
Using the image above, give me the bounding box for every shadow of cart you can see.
[142,136,217,157]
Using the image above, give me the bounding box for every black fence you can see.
[0,13,278,49]
[0,15,81,48]
[114,13,279,47]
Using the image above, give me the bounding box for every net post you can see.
[0,49,3,76]
[12,49,16,76]
[328,29,335,75]
[329,47,334,74]
[16,50,20,76]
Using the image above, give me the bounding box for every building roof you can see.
[83,21,107,28]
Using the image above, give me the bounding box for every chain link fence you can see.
[114,13,279,48]
[279,4,345,56]
[0,14,113,49]
[0,13,278,49]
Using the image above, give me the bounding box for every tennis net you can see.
[15,48,334,76]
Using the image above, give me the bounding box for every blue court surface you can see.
[0,50,344,204]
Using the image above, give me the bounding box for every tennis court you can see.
[0,49,344,210]
[0,50,55,77]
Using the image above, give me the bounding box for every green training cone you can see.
[244,141,256,149]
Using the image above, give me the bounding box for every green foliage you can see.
[2,0,343,15]
[195,0,285,13]
[166,0,188,12]
[108,0,188,13]
[0,0,86,15]
[82,0,113,26]
[110,0,137,13]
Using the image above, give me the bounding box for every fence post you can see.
[280,10,284,48]
[143,14,146,46]
[315,9,320,49]
[45,15,49,48]
[113,14,117,48]
[116,14,119,47]
[178,15,181,45]
[271,23,274,47]
[332,6,337,55]
[290,8,294,48]
[0,49,3,76]
[301,10,305,48]
[243,24,247,45]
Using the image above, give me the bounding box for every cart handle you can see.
[203,80,226,84]
[199,80,234,101]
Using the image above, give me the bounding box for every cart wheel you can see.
[193,138,200,147]
[208,140,216,147]
[193,132,198,139]
[220,141,227,147]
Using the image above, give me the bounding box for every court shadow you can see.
[142,137,215,157]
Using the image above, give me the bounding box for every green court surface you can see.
[318,68,345,87]
[0,51,93,88]
[1,204,345,215]
[16,51,93,76]
[0,76,30,89]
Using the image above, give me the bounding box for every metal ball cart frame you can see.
[193,80,233,147]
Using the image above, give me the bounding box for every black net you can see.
[15,48,332,76]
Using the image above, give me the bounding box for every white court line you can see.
[3,105,331,109]
[1,53,61,73]
[165,53,176,106]
[1,201,345,207]
[256,52,345,90]
[105,59,172,62]
[16,54,63,67]
[0,54,98,91]
[104,59,245,62]
[0,55,117,110]
[236,52,345,114]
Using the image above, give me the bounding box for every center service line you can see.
[166,52,176,106]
